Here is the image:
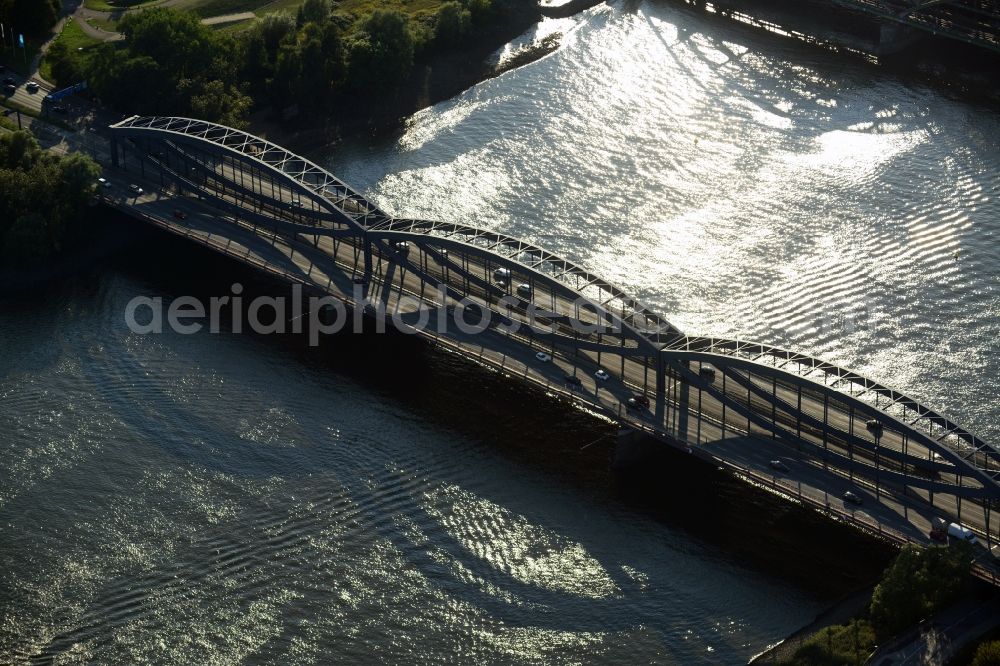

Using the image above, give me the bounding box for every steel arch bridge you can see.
[832,0,1000,53]
[108,116,1000,553]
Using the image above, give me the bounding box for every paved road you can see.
[72,0,261,41]
[2,75,52,114]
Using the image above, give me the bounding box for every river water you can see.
[2,1,998,663]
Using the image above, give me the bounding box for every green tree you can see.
[189,79,252,129]
[869,543,972,639]
[346,10,415,93]
[258,11,296,53]
[972,640,1000,666]
[0,0,61,36]
[296,0,330,28]
[46,40,84,87]
[0,128,39,169]
[84,8,248,124]
[467,0,493,27]
[434,2,471,46]
[54,153,101,210]
[0,131,100,265]
[117,9,216,80]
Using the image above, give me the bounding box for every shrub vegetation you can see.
[0,131,101,265]
[55,0,512,126]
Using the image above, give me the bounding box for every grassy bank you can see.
[39,20,103,85]
[772,543,976,665]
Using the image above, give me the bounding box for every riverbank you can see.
[250,0,547,151]
[749,586,875,664]
[254,0,1000,154]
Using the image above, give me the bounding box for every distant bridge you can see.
[105,116,1000,581]
[832,0,1000,53]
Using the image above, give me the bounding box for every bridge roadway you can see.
[97,116,999,581]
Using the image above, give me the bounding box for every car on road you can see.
[97,177,111,190]
[627,394,651,410]
[493,267,511,285]
[866,419,883,435]
[516,283,532,299]
[699,364,716,381]
[564,374,582,387]
[594,369,609,381]
[25,81,39,93]
[842,490,863,506]
[434,248,449,264]
[2,83,14,96]
[769,459,789,472]
[2,76,14,85]
[535,351,552,363]
[394,241,410,257]
[947,522,978,545]
[128,184,143,195]
[173,210,188,220]
[289,197,303,207]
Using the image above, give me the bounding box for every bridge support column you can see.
[655,355,666,399]
[655,354,666,426]
[676,360,689,441]
[363,235,373,282]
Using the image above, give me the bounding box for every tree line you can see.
[0,130,101,266]
[0,0,61,38]
[46,0,506,128]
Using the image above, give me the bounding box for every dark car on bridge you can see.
[3,83,14,96]
[842,490,863,506]
[769,459,789,472]
[627,394,650,410]
[564,374,582,387]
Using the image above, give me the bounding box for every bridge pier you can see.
[879,22,922,57]
[655,354,666,422]
[363,236,373,284]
